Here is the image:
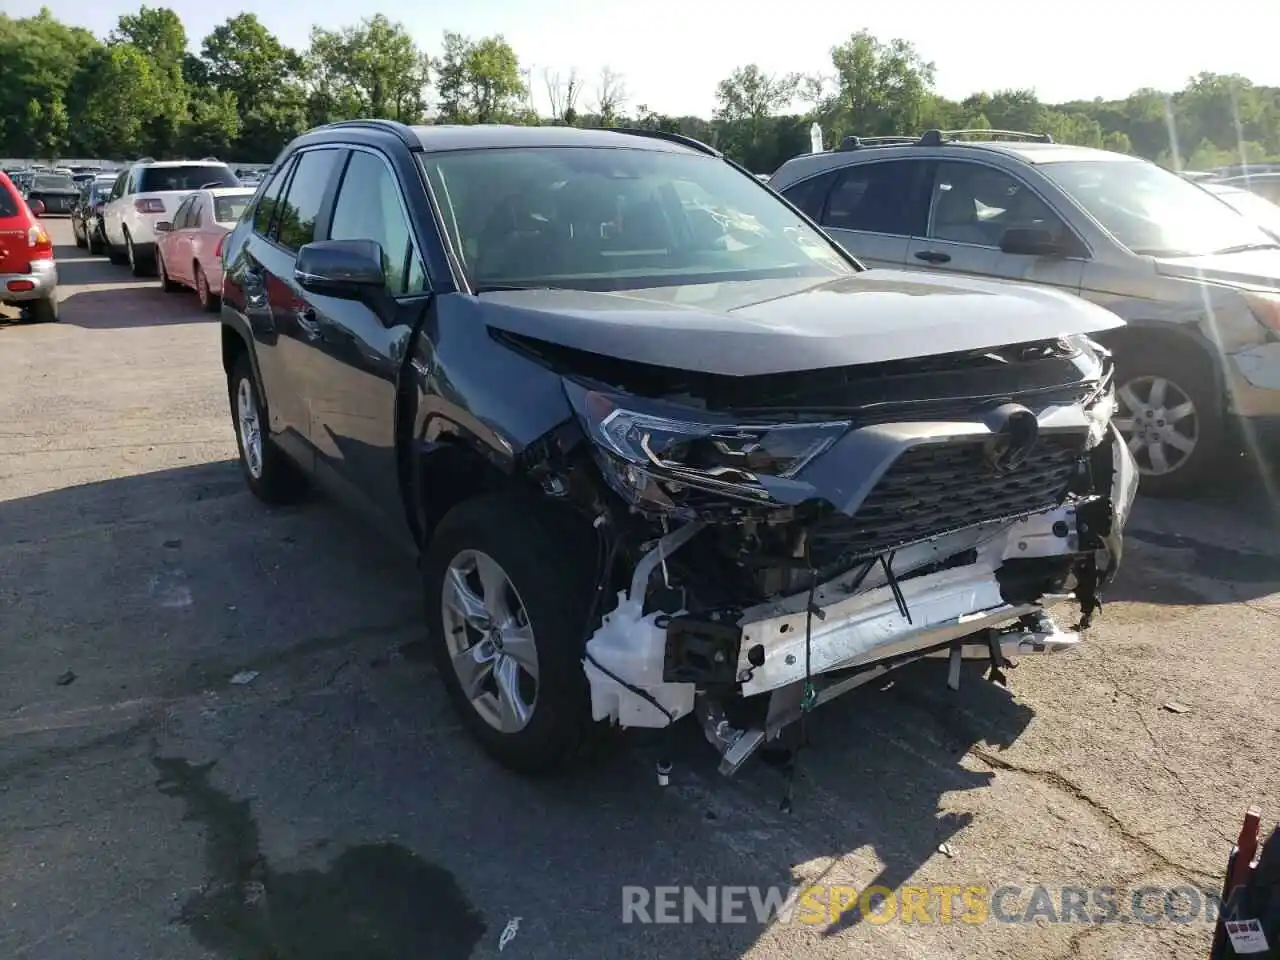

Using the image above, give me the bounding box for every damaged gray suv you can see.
[219,120,1138,776]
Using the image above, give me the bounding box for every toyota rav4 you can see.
[219,120,1137,776]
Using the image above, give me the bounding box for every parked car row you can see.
[768,130,1280,497]
[71,158,256,308]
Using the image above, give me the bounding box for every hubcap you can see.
[1114,375,1198,476]
[236,377,263,479]
[440,549,539,735]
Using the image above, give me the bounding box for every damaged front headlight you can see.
[1085,386,1117,449]
[567,384,850,515]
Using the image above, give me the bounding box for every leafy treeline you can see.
[3,5,1278,173]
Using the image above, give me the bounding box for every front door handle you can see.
[914,250,952,264]
[295,307,320,337]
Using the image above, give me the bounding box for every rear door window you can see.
[780,170,839,220]
[274,149,342,252]
[171,196,194,230]
[138,165,238,192]
[252,159,295,239]
[823,160,932,236]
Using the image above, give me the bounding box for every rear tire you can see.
[1113,340,1222,497]
[88,227,105,255]
[126,232,153,278]
[21,297,59,323]
[228,353,307,505]
[73,221,87,249]
[422,494,610,775]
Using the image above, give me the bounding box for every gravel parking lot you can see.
[2,218,1279,960]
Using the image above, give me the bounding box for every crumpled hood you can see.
[476,270,1123,376]
[1155,248,1280,290]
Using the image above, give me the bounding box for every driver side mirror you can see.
[28,199,45,216]
[999,226,1073,258]
[295,239,386,299]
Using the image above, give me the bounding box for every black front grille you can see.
[807,433,1086,565]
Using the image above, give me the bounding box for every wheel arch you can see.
[408,432,520,548]
[1097,320,1227,414]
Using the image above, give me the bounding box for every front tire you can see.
[88,227,105,255]
[73,220,87,249]
[157,249,181,293]
[1113,342,1222,497]
[422,494,607,775]
[228,353,307,505]
[195,265,220,313]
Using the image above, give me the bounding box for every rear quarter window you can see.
[139,165,238,192]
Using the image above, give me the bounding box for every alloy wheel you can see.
[235,376,263,480]
[440,549,539,734]
[1114,375,1198,476]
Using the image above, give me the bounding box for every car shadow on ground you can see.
[1,460,1038,956]
[57,282,211,328]
[52,240,129,288]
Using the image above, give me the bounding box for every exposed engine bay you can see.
[515,331,1139,775]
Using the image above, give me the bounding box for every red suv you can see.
[0,172,58,323]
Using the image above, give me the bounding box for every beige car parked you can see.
[770,131,1280,496]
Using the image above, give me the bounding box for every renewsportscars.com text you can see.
[621,883,1224,926]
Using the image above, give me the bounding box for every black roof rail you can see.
[919,128,1054,146]
[609,127,721,157]
[315,118,419,149]
[837,135,920,151]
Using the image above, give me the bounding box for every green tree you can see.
[0,10,98,157]
[810,31,936,139]
[713,64,800,170]
[436,32,526,124]
[67,43,164,157]
[305,16,428,124]
[200,13,306,158]
[109,6,189,156]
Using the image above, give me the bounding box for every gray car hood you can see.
[476,270,1123,376]
[1155,248,1280,290]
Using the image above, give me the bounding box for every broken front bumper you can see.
[582,425,1138,751]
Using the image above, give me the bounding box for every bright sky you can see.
[12,0,1279,118]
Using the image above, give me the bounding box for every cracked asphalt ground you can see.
[2,218,1279,960]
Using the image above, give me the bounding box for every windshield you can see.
[138,165,238,192]
[1042,159,1276,257]
[1209,188,1280,240]
[33,175,75,191]
[214,195,252,223]
[418,147,853,290]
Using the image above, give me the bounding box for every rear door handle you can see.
[914,250,951,264]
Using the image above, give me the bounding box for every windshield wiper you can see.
[1211,242,1280,255]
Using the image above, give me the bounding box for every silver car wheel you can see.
[440,549,539,734]
[1114,375,1198,476]
[236,376,263,480]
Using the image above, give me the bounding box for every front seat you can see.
[932,183,989,246]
